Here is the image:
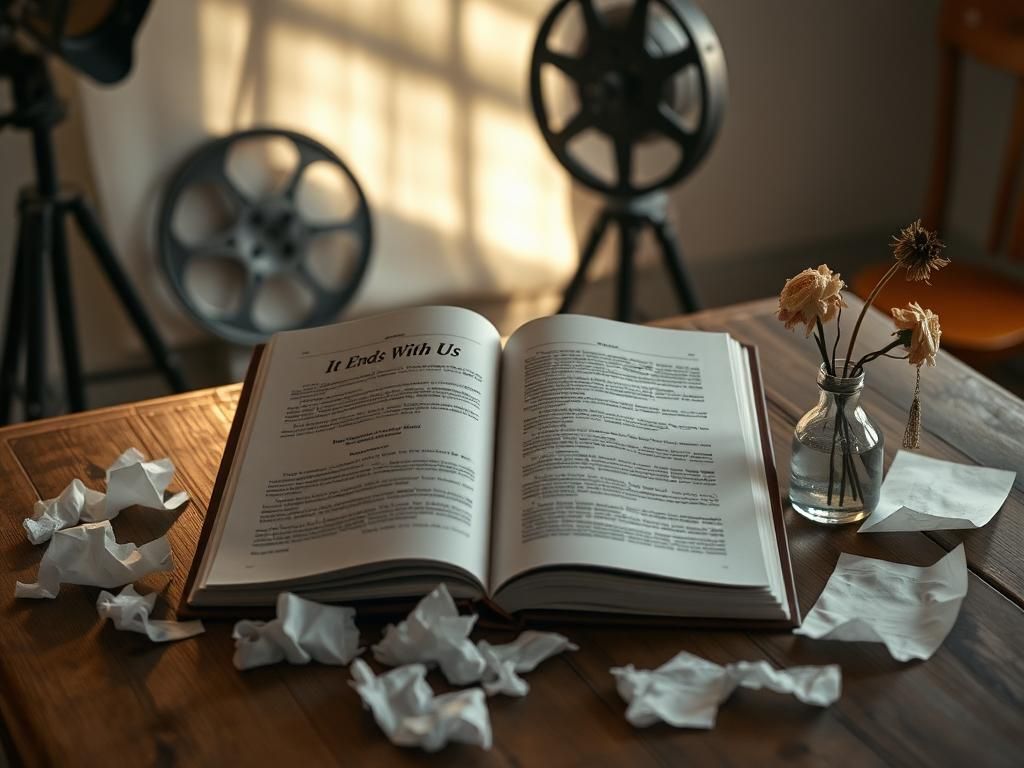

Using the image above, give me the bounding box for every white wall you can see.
[0,0,1011,377]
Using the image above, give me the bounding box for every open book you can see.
[183,307,797,627]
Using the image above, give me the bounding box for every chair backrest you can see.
[924,0,1024,259]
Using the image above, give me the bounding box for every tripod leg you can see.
[50,202,86,411]
[651,218,700,313]
[24,204,51,420]
[617,217,637,323]
[559,211,611,314]
[1,218,28,423]
[68,198,188,393]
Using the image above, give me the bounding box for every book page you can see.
[202,307,502,589]
[491,315,770,591]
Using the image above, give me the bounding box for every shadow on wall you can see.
[75,0,582,367]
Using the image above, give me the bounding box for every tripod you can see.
[559,192,699,322]
[0,42,186,423]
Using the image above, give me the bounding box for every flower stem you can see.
[813,322,833,375]
[842,416,863,501]
[843,262,901,376]
[852,338,905,376]
[831,304,843,373]
[827,420,839,505]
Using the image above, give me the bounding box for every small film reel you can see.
[530,0,727,197]
[158,128,372,345]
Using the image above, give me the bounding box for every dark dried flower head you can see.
[891,219,949,283]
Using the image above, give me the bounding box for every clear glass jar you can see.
[789,361,884,525]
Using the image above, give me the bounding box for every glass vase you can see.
[789,361,884,525]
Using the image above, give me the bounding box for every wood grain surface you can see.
[1,298,1022,767]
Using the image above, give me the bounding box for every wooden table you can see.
[2,298,1023,767]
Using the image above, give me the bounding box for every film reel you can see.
[158,128,372,345]
[530,0,727,197]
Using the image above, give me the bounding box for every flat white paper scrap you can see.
[233,592,361,670]
[859,451,1016,533]
[22,447,189,544]
[795,544,967,661]
[478,631,578,697]
[611,651,840,729]
[350,659,492,752]
[372,583,485,685]
[97,584,205,642]
[15,521,173,599]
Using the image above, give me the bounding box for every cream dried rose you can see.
[777,264,846,337]
[892,302,941,367]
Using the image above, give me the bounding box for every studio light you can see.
[0,0,185,423]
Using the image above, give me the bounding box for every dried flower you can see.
[891,302,941,367]
[777,265,846,337]
[891,219,949,283]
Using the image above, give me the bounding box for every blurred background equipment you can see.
[530,0,726,321]
[159,128,373,345]
[0,0,185,423]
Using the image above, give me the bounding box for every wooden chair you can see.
[852,0,1024,363]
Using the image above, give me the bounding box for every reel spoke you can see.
[650,45,698,80]
[577,0,606,41]
[233,276,260,326]
[654,102,692,146]
[554,110,590,149]
[538,47,585,81]
[282,146,319,200]
[615,137,634,191]
[308,213,363,236]
[625,0,652,48]
[188,230,241,261]
[209,142,251,208]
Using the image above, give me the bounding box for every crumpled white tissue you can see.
[794,544,967,661]
[23,448,189,544]
[372,584,486,684]
[478,631,578,697]
[350,659,492,752]
[611,651,841,729]
[15,520,173,599]
[858,451,1016,533]
[232,592,361,670]
[97,584,205,642]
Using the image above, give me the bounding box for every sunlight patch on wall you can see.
[287,0,395,39]
[462,0,535,100]
[471,97,576,281]
[392,72,462,234]
[394,0,454,64]
[195,0,578,306]
[264,20,389,198]
[198,0,252,134]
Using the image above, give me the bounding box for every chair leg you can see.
[923,46,959,234]
[990,79,1024,256]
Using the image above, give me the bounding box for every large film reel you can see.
[530,0,726,197]
[158,129,372,345]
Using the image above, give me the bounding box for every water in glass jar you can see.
[789,437,884,524]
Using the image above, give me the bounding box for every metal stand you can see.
[559,192,699,322]
[0,44,186,423]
